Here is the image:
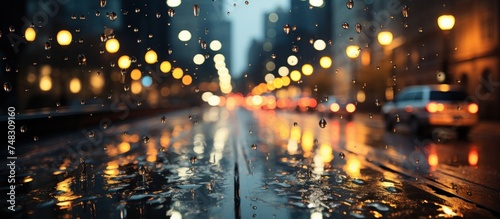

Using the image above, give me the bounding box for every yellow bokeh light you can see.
[105,38,120,53]
[346,45,360,59]
[131,81,142,94]
[182,75,193,85]
[69,78,81,93]
[117,55,131,69]
[160,61,172,73]
[56,30,72,46]
[25,27,36,42]
[319,56,332,68]
[302,64,314,76]
[172,67,183,79]
[437,15,455,31]
[90,74,105,93]
[130,69,142,80]
[273,78,283,89]
[290,70,301,81]
[118,142,131,154]
[39,76,52,91]
[281,76,291,86]
[377,31,393,46]
[145,50,158,64]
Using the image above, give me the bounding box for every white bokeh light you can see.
[178,30,192,42]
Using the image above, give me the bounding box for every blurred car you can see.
[317,96,356,121]
[382,84,478,136]
[294,95,318,113]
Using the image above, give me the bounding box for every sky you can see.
[224,0,290,78]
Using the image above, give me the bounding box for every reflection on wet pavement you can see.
[1,107,497,218]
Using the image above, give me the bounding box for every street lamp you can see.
[378,31,395,100]
[437,14,455,83]
[377,31,393,46]
[346,45,360,101]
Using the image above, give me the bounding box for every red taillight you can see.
[330,103,340,112]
[468,103,479,114]
[426,102,437,113]
[346,103,356,113]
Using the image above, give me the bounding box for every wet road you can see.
[1,107,499,218]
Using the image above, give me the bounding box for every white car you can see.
[382,84,478,137]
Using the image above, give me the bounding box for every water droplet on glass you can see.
[168,8,175,17]
[88,130,95,138]
[418,27,423,33]
[109,12,117,21]
[194,87,200,92]
[193,4,200,17]
[33,136,39,141]
[251,144,257,150]
[402,5,409,18]
[142,136,150,143]
[292,45,298,53]
[190,156,197,164]
[3,82,12,92]
[369,114,373,119]
[293,122,298,127]
[100,0,106,7]
[44,42,51,50]
[346,0,353,9]
[156,12,161,18]
[342,22,349,29]
[102,122,109,130]
[80,99,86,105]
[56,102,61,107]
[339,152,345,159]
[355,23,362,33]
[138,165,146,175]
[161,116,166,123]
[96,11,101,16]
[375,99,381,106]
[245,1,249,5]
[283,24,291,34]
[19,125,27,133]
[123,85,130,91]
[319,118,327,128]
[395,114,400,122]
[200,40,206,49]
[78,54,87,66]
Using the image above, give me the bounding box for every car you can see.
[381,84,478,137]
[317,96,357,121]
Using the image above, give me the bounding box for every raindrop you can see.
[80,99,86,105]
[314,139,319,145]
[346,0,353,9]
[168,48,173,54]
[227,11,230,16]
[134,8,140,13]
[193,4,200,17]
[339,152,345,159]
[96,11,101,16]
[190,156,197,164]
[271,54,276,59]
[70,14,77,20]
[109,12,117,21]
[319,118,327,128]
[355,23,362,33]
[56,102,61,107]
[293,122,298,127]
[123,85,130,91]
[138,165,146,175]
[102,122,109,130]
[79,15,86,20]
[142,136,150,143]
[44,42,51,50]
[200,40,207,49]
[100,0,106,7]
[20,125,27,133]
[88,131,95,138]
[395,114,400,122]
[155,12,161,18]
[168,9,175,17]
[283,24,291,34]
[369,113,373,119]
[342,22,349,29]
[3,82,12,92]
[402,5,409,18]
[33,136,39,142]
[245,1,249,5]
[251,144,257,150]
[194,87,200,92]
[292,45,298,53]
[78,54,87,66]
[133,27,139,32]
[160,116,167,123]
[418,27,423,33]
[467,191,472,196]
[374,99,381,106]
